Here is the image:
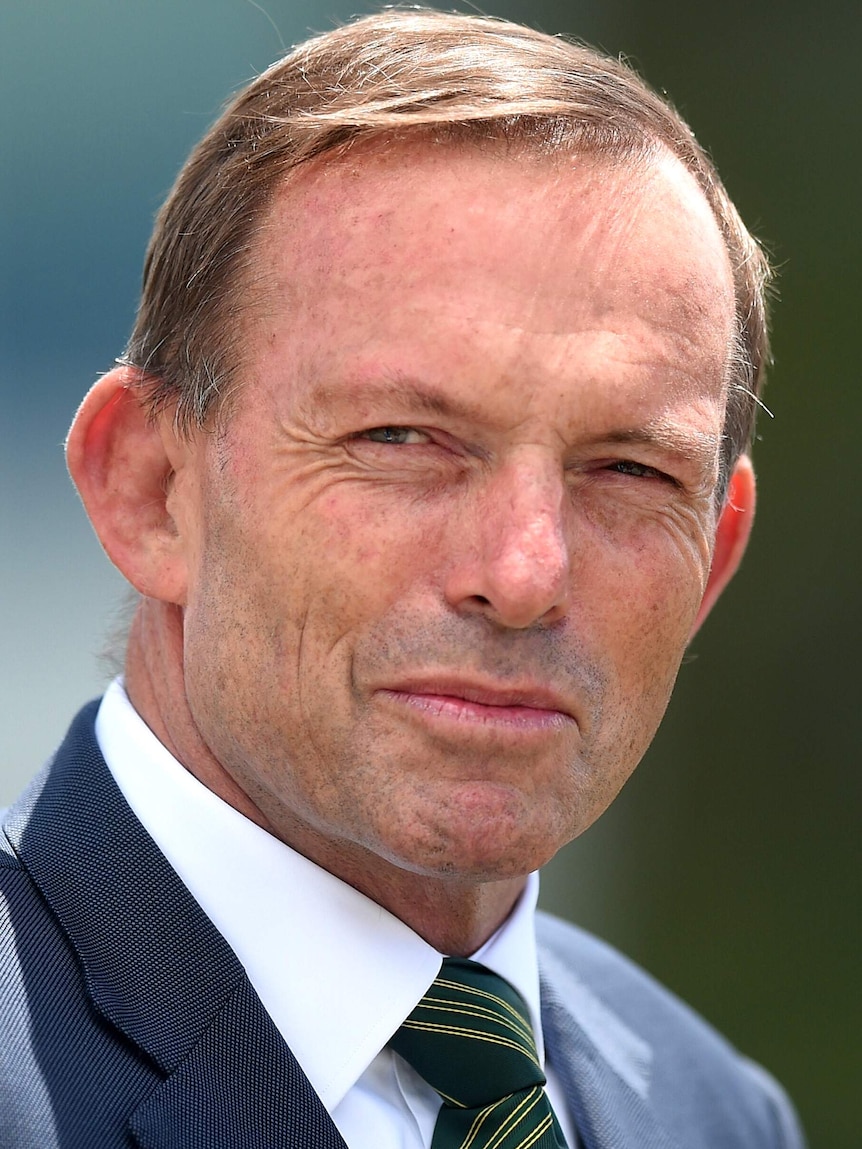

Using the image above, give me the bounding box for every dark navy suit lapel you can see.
[6,703,347,1149]
[129,978,347,1149]
[539,943,682,1149]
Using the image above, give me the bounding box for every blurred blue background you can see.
[2,2,859,1144]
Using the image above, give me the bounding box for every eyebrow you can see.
[310,372,482,421]
[595,425,721,467]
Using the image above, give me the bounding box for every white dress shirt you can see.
[95,679,577,1148]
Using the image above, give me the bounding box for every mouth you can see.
[376,677,577,734]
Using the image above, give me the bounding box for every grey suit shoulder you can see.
[536,910,805,1149]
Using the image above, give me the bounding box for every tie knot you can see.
[391,958,545,1109]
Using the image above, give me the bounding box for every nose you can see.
[444,458,571,629]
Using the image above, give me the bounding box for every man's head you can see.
[67,10,765,948]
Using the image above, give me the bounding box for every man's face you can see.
[171,143,736,887]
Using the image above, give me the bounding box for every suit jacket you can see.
[0,703,805,1148]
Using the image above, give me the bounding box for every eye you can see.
[608,459,673,483]
[358,426,429,445]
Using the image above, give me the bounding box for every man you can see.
[0,8,804,1148]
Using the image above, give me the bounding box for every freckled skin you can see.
[119,143,739,953]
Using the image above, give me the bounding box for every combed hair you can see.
[123,8,771,494]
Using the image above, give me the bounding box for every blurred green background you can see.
[2,1,858,1144]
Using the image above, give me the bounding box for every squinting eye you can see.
[609,459,665,480]
[361,426,427,445]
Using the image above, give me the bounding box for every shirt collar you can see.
[96,679,546,1111]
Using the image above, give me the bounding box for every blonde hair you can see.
[124,8,770,489]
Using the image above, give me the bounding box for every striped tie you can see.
[390,958,569,1149]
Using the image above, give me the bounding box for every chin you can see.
[375,787,569,881]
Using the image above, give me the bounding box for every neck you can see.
[123,598,528,956]
[268,827,528,955]
[362,875,527,957]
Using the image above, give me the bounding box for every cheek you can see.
[587,495,713,623]
[195,487,445,705]
[577,523,710,742]
[299,486,446,600]
[609,554,704,675]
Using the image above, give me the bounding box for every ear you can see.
[690,454,756,638]
[65,366,192,604]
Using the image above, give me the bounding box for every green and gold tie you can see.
[390,958,569,1149]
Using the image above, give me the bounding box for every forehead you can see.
[243,139,735,421]
[258,140,730,315]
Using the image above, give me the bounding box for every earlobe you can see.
[690,455,756,638]
[65,367,191,604]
